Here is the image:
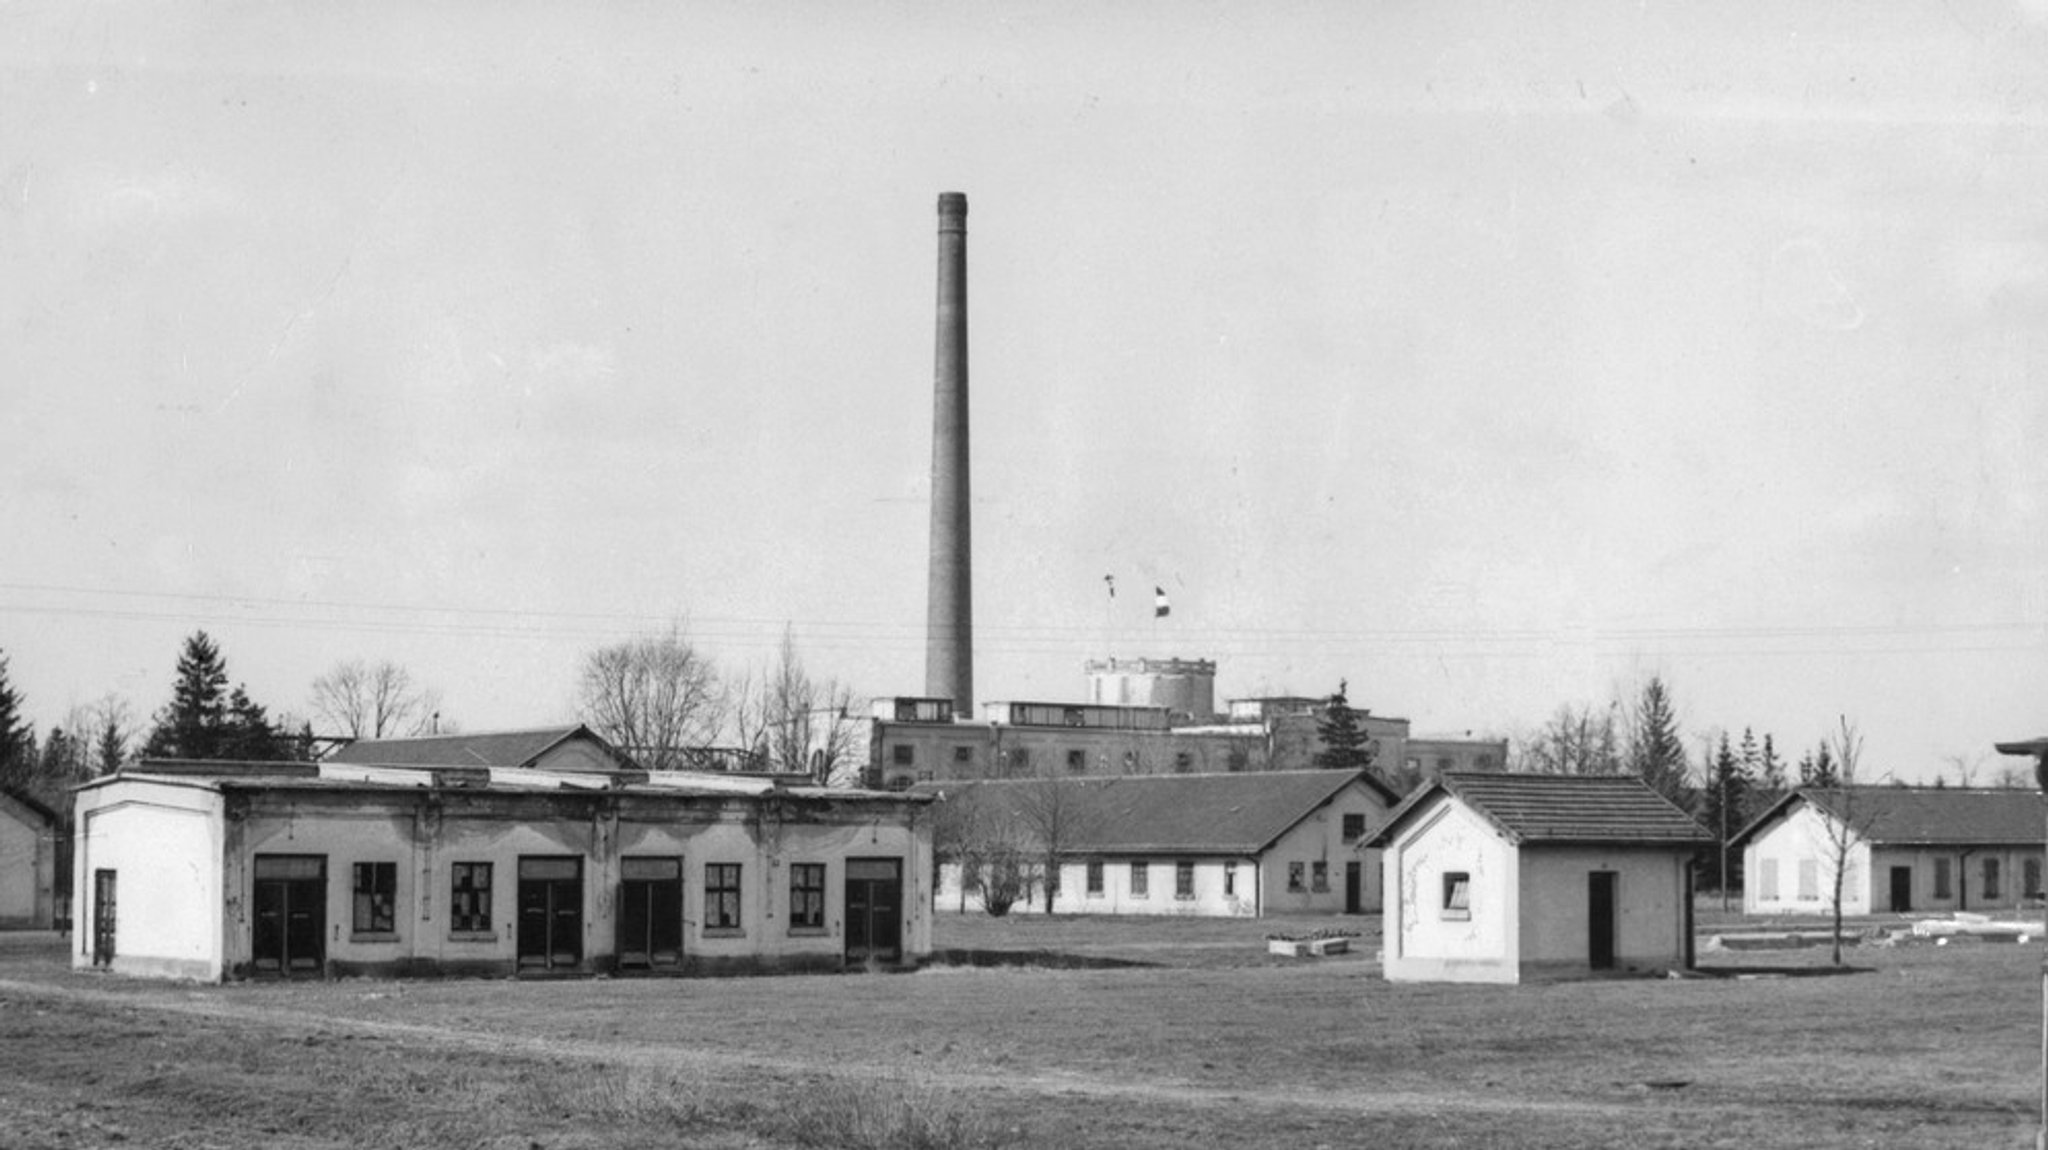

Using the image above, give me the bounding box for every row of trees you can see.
[574,624,861,785]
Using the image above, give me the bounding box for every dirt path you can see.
[0,975,1635,1122]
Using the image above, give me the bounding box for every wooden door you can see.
[616,857,683,971]
[517,857,583,971]
[251,855,326,977]
[1344,861,1363,914]
[91,869,116,968]
[845,858,903,966]
[1588,871,1617,971]
[1890,866,1913,912]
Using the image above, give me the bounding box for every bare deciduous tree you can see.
[1512,703,1624,776]
[1812,715,1885,967]
[1013,773,1100,914]
[311,659,442,740]
[729,626,863,784]
[576,627,724,771]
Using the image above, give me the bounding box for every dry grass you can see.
[0,922,2041,1149]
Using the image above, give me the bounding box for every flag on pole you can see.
[1154,587,1171,618]
[1104,575,1116,599]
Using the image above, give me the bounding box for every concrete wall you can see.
[0,792,56,929]
[1382,798,1518,983]
[935,856,1263,917]
[1256,787,1387,915]
[1516,847,1690,978]
[73,780,226,980]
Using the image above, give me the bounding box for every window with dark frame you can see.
[1288,861,1305,893]
[1311,861,1329,893]
[1984,857,2002,901]
[891,744,914,765]
[1175,861,1195,899]
[2027,858,2043,900]
[705,863,743,931]
[952,745,973,763]
[1131,861,1149,897]
[1086,860,1104,896]
[1066,749,1087,773]
[450,862,492,933]
[1441,871,1471,919]
[353,862,396,934]
[1341,813,1366,843]
[790,863,826,931]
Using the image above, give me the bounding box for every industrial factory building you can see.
[864,656,1503,792]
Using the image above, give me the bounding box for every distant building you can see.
[865,659,1460,791]
[1371,772,1712,983]
[1733,787,2047,917]
[919,769,1398,917]
[71,729,933,981]
[0,785,59,930]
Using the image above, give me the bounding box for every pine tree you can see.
[1313,680,1376,772]
[0,650,32,790]
[1626,676,1691,808]
[1700,732,1752,892]
[222,685,287,761]
[142,632,236,760]
[1802,741,1838,787]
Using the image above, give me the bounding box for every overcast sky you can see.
[3,2,2044,780]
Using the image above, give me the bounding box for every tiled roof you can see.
[0,784,58,825]
[1740,786,2047,847]
[1372,771,1712,847]
[326,726,613,769]
[913,769,1391,855]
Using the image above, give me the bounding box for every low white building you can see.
[0,785,59,929]
[921,769,1397,917]
[1734,787,2046,917]
[71,729,934,981]
[1371,772,1712,983]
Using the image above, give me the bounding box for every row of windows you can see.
[343,859,832,937]
[1080,860,1220,899]
[1755,857,2044,902]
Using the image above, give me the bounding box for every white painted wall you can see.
[73,781,225,980]
[1747,803,2047,917]
[1382,798,1518,983]
[935,855,1263,917]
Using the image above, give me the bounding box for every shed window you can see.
[1757,858,1779,901]
[1085,860,1104,896]
[1441,871,1471,920]
[891,744,914,766]
[1287,862,1306,893]
[1067,749,1087,774]
[1934,858,1953,899]
[1797,859,1819,901]
[1175,861,1195,899]
[790,863,826,931]
[1984,858,2002,901]
[450,862,492,934]
[952,745,972,763]
[2027,859,2043,900]
[1130,862,1149,897]
[705,863,743,932]
[352,862,396,935]
[1311,861,1329,893]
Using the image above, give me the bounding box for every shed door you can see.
[845,858,903,967]
[1588,871,1618,971]
[517,857,583,972]
[1344,861,1363,914]
[91,870,116,968]
[1889,866,1913,913]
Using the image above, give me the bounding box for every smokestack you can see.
[926,192,973,719]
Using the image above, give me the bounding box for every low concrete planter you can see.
[1268,936,1350,958]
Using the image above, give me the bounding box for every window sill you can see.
[701,928,746,939]
[787,926,828,937]
[448,930,496,943]
[1174,894,1196,901]
[1440,910,1471,921]
[350,932,401,944]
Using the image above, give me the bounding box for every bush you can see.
[775,1077,1017,1150]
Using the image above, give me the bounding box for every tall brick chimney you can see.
[925,192,973,719]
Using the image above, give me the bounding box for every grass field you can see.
[0,914,2039,1149]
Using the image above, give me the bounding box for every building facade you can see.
[0,785,59,929]
[1735,787,2047,917]
[922,769,1397,918]
[71,753,933,982]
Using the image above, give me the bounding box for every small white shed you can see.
[1370,772,1711,983]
